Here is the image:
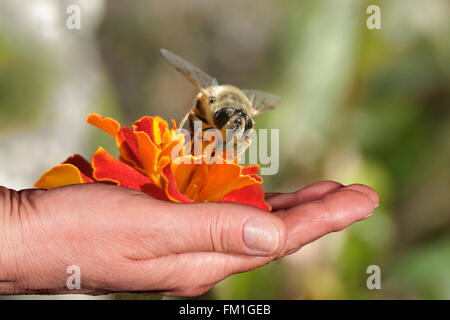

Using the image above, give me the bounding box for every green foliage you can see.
[0,31,56,131]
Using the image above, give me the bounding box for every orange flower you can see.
[34,114,271,211]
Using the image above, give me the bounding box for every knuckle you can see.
[0,188,35,291]
[206,206,228,252]
[319,199,346,232]
[0,186,16,217]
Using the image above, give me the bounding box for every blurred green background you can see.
[0,0,449,299]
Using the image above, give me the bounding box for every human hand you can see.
[0,180,378,296]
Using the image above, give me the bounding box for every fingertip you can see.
[341,184,380,208]
[316,180,344,189]
[323,189,376,224]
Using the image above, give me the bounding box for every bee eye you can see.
[244,114,253,131]
[213,108,235,129]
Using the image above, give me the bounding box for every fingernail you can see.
[243,218,280,255]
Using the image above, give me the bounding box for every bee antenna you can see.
[198,87,213,102]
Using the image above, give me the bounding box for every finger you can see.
[267,180,343,211]
[278,189,377,254]
[340,184,380,207]
[127,200,288,258]
[125,251,274,297]
[162,252,274,297]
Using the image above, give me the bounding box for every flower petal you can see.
[133,130,161,185]
[219,184,271,211]
[133,116,168,146]
[195,163,261,202]
[117,126,142,166]
[242,164,260,177]
[92,147,167,200]
[173,157,197,194]
[34,163,92,189]
[160,159,194,203]
[86,113,120,137]
[87,114,141,167]
[63,154,94,180]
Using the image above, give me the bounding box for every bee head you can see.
[213,107,253,133]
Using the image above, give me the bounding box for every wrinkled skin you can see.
[0,181,378,296]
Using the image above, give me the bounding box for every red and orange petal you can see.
[132,127,185,188]
[160,159,195,203]
[218,184,271,211]
[92,147,168,200]
[63,154,94,179]
[34,155,94,189]
[133,116,169,147]
[133,130,161,185]
[167,156,263,203]
[241,164,260,177]
[86,113,120,137]
[195,163,259,202]
[169,156,209,201]
[87,114,141,168]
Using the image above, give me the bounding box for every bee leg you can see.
[179,111,191,129]
[234,137,251,160]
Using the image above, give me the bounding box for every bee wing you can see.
[243,89,282,116]
[160,48,218,89]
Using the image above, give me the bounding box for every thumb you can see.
[157,202,287,257]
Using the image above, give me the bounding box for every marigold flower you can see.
[34,114,270,211]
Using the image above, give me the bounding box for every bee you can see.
[160,48,281,155]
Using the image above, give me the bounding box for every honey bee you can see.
[160,48,281,154]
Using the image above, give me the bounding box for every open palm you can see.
[0,180,378,296]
